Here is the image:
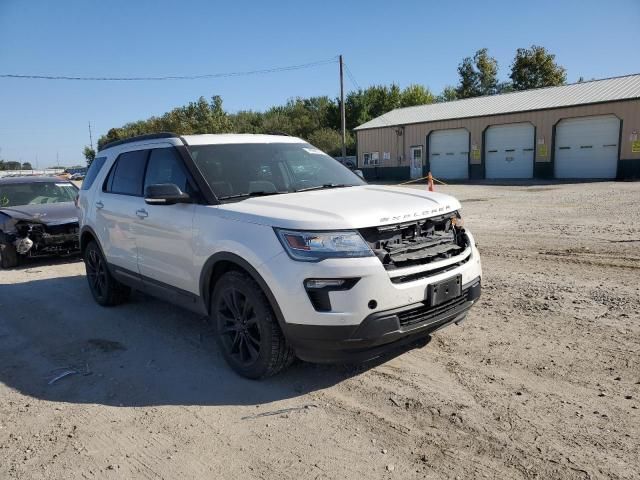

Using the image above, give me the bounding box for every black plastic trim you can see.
[284,277,481,363]
[108,263,206,315]
[199,252,287,329]
[303,277,360,312]
[99,132,180,152]
[175,142,219,205]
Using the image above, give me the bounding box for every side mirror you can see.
[353,169,364,179]
[144,183,191,205]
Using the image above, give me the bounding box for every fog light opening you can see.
[304,279,346,289]
[368,300,377,310]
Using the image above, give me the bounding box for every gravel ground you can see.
[1,181,638,479]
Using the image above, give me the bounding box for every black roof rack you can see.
[266,131,291,137]
[99,132,180,152]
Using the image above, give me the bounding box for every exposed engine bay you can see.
[0,215,79,258]
[359,212,469,270]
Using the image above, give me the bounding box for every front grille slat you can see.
[397,288,470,327]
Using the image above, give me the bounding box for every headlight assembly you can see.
[274,228,373,262]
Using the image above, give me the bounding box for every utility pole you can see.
[88,121,94,150]
[339,54,346,162]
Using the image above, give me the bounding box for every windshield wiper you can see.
[295,183,355,193]
[217,191,284,201]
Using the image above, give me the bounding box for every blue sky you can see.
[1,0,638,167]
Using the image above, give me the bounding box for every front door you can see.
[410,146,423,179]
[135,146,197,294]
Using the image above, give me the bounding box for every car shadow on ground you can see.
[0,274,430,408]
[6,253,83,271]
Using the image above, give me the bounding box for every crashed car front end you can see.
[0,211,80,259]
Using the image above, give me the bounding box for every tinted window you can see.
[107,150,148,196]
[144,148,189,194]
[81,156,107,191]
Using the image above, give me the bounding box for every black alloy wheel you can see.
[83,240,130,306]
[216,286,262,366]
[211,270,294,378]
[86,246,107,299]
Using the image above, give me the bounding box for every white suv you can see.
[78,133,482,378]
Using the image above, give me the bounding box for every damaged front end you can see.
[0,214,80,258]
[359,212,471,282]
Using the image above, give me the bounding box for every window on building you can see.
[363,152,379,166]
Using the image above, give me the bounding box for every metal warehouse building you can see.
[354,74,640,181]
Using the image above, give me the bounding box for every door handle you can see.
[136,209,149,219]
[95,201,104,209]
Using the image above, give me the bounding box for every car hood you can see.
[0,202,79,225]
[215,185,461,230]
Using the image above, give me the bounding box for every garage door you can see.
[485,123,534,179]
[428,129,469,179]
[554,115,619,179]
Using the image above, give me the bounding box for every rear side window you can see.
[144,148,189,194]
[81,156,107,191]
[105,150,148,196]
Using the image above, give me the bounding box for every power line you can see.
[343,62,361,91]
[0,57,339,81]
[343,63,396,128]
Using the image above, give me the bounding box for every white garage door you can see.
[429,129,469,179]
[555,115,619,179]
[485,123,534,179]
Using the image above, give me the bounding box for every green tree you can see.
[3,160,21,170]
[437,85,458,102]
[456,48,499,98]
[83,146,96,167]
[21,162,33,170]
[510,45,566,90]
[399,84,435,108]
[306,128,355,157]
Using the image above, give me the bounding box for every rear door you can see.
[94,149,148,275]
[135,146,197,294]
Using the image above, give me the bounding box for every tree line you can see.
[89,45,566,163]
[0,160,32,171]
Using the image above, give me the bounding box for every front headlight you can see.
[274,228,374,262]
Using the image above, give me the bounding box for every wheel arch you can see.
[200,252,286,329]
[79,226,100,256]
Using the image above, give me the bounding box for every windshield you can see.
[188,142,365,200]
[0,181,78,207]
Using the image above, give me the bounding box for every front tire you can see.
[211,270,294,379]
[0,243,19,269]
[84,240,131,306]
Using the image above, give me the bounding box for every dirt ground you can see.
[1,181,638,479]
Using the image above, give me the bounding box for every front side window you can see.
[144,148,190,194]
[105,150,148,196]
[0,181,78,207]
[188,142,365,201]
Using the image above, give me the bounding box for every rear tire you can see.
[0,243,19,269]
[211,270,295,379]
[84,240,131,306]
